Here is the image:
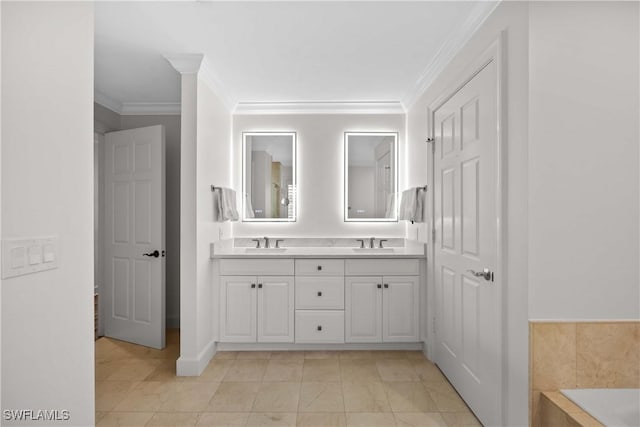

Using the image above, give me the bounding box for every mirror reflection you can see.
[345,132,397,221]
[243,132,296,221]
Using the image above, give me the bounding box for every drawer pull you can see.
[377,284,382,289]
[317,325,322,331]
[251,283,256,288]
[317,291,322,297]
[384,284,389,288]
[317,265,322,271]
[258,283,263,289]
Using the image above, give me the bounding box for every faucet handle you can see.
[275,239,284,249]
[251,239,261,249]
[356,239,365,249]
[379,239,388,249]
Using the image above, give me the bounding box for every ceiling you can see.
[94,1,498,114]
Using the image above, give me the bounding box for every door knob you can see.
[468,268,493,281]
[143,250,160,258]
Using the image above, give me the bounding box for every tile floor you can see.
[95,330,481,426]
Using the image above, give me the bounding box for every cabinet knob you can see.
[317,291,322,297]
[317,265,322,271]
[258,284,263,289]
[317,325,322,331]
[377,284,382,289]
[251,283,256,288]
[384,284,389,288]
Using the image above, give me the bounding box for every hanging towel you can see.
[399,187,425,223]
[214,187,239,222]
[244,193,255,219]
[384,193,396,218]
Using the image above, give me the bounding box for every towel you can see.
[399,187,425,223]
[214,187,239,222]
[384,193,396,218]
[244,193,255,219]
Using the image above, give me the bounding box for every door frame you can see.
[426,32,507,422]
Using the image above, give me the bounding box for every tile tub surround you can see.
[529,321,640,426]
[95,333,482,426]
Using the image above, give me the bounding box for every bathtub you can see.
[561,389,640,427]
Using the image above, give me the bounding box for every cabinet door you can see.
[382,276,419,342]
[220,276,257,342]
[345,276,383,343]
[257,276,295,343]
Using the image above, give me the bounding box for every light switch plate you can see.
[2,237,58,279]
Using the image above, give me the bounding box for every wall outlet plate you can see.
[2,236,59,279]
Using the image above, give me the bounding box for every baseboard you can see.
[215,342,423,351]
[176,340,216,376]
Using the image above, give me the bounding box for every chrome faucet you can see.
[369,237,376,249]
[264,236,270,249]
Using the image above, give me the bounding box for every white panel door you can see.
[257,276,294,342]
[433,58,500,424]
[345,277,383,343]
[382,276,419,342]
[104,125,165,349]
[220,276,257,342]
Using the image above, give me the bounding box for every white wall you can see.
[405,3,530,425]
[528,1,640,320]
[232,114,406,237]
[1,3,95,425]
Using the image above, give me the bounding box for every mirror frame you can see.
[344,131,398,222]
[242,131,297,222]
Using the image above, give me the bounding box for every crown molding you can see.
[199,58,236,112]
[401,0,500,110]
[234,101,405,115]
[94,90,123,114]
[164,53,204,74]
[121,102,181,116]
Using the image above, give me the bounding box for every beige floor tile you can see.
[346,412,397,427]
[212,351,238,360]
[296,412,347,427]
[145,412,199,426]
[223,359,268,382]
[97,412,155,426]
[198,359,234,382]
[113,381,174,412]
[376,360,419,382]
[246,412,297,426]
[95,380,136,411]
[304,351,340,359]
[107,358,164,381]
[439,411,481,426]
[145,359,179,382]
[339,351,372,360]
[340,359,382,382]
[411,361,446,383]
[196,412,249,426]
[298,382,345,412]
[342,382,390,412]
[405,351,427,360]
[236,351,271,360]
[263,360,304,382]
[207,382,261,412]
[270,351,305,361]
[159,382,220,412]
[423,385,468,412]
[394,412,447,427]
[384,382,438,413]
[96,412,108,423]
[303,359,341,382]
[96,359,125,381]
[371,351,407,360]
[252,382,301,412]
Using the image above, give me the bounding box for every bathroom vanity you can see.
[211,239,427,350]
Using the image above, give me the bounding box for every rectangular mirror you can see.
[243,132,297,221]
[345,132,398,221]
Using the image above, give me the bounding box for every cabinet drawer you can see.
[296,259,344,276]
[345,259,420,276]
[220,259,294,276]
[295,311,345,343]
[296,277,344,310]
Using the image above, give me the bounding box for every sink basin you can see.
[244,248,287,253]
[352,248,395,253]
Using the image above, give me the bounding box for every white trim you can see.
[94,90,123,114]
[176,340,216,376]
[199,58,236,112]
[164,53,204,74]
[120,102,181,116]
[234,101,405,115]
[216,342,423,351]
[401,1,500,110]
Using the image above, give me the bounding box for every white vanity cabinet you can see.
[345,260,420,343]
[219,259,295,343]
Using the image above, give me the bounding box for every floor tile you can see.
[304,351,340,359]
[196,412,249,426]
[405,351,426,360]
[296,412,347,427]
[376,360,419,382]
[158,382,220,412]
[298,382,345,412]
[207,382,261,412]
[212,351,238,360]
[371,351,407,360]
[270,351,305,361]
[145,412,199,426]
[263,359,304,382]
[223,359,268,382]
[340,359,382,382]
[144,359,178,382]
[342,381,390,412]
[246,412,296,426]
[96,412,155,426]
[439,411,481,426]
[346,412,397,427]
[113,381,173,412]
[198,359,234,382]
[252,382,300,412]
[339,351,372,360]
[106,358,164,381]
[95,380,136,411]
[422,382,468,412]
[236,351,271,360]
[384,382,438,413]
[394,412,447,427]
[95,411,107,423]
[411,361,445,383]
[302,359,341,382]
